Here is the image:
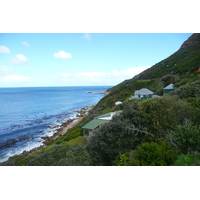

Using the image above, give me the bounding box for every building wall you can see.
[83,126,100,140]
[164,89,174,94]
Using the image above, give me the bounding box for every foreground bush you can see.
[116,142,179,166]
[173,154,200,166]
[52,144,91,166]
[26,144,91,166]
[170,123,200,155]
[26,145,71,166]
[86,117,150,166]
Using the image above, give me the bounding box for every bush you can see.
[170,80,200,99]
[115,152,131,166]
[170,123,200,154]
[86,116,150,166]
[138,95,192,138]
[53,144,91,166]
[26,145,71,166]
[116,142,179,166]
[173,153,200,166]
[132,142,179,166]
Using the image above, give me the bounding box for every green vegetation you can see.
[86,92,198,166]
[1,33,200,166]
[116,142,179,166]
[170,123,200,154]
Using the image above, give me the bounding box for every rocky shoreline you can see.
[21,105,95,154]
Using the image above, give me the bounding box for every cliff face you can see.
[180,33,200,49]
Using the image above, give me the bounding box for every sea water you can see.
[0,86,111,163]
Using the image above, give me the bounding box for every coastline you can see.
[21,105,95,154]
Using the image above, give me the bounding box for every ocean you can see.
[0,86,111,163]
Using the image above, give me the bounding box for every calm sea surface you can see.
[0,86,111,162]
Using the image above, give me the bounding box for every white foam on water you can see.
[0,139,44,163]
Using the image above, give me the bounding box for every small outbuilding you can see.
[82,110,123,140]
[164,83,174,94]
[115,101,122,106]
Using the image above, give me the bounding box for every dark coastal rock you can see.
[0,139,18,150]
[93,91,109,95]
[20,104,96,155]
[74,105,95,117]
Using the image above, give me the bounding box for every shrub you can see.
[115,142,179,166]
[52,144,91,166]
[170,123,200,154]
[173,153,200,166]
[86,117,150,166]
[138,95,192,137]
[115,152,130,166]
[26,145,71,166]
[170,80,200,99]
[131,142,179,166]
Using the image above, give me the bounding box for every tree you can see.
[138,95,192,138]
[86,116,150,166]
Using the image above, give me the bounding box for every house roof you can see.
[95,110,123,119]
[164,83,174,89]
[82,110,123,130]
[81,119,110,130]
[134,88,154,95]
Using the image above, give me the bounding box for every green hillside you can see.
[136,33,200,79]
[92,33,200,115]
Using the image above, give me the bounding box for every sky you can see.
[0,33,193,87]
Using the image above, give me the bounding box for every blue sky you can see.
[0,33,193,87]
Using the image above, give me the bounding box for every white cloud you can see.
[120,66,151,77]
[0,45,10,53]
[0,66,14,76]
[53,50,72,59]
[56,66,151,85]
[22,41,30,47]
[112,70,121,76]
[60,73,71,77]
[81,33,92,41]
[10,54,28,64]
[3,74,31,82]
[76,71,107,78]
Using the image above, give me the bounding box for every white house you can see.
[131,88,154,99]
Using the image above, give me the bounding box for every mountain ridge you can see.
[134,33,200,80]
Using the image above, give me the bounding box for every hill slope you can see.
[136,33,200,79]
[93,33,200,114]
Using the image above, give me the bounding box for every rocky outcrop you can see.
[180,33,200,49]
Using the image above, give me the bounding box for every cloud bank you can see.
[81,33,92,41]
[0,66,14,76]
[57,66,151,85]
[0,45,10,54]
[22,41,30,47]
[3,74,31,82]
[53,51,72,59]
[10,54,28,64]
